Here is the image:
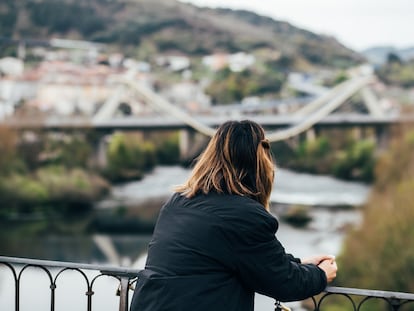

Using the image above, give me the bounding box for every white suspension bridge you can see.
[90,65,388,143]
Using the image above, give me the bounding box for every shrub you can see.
[42,135,92,168]
[0,166,110,217]
[105,133,156,181]
[332,140,376,182]
[337,128,414,299]
[0,126,22,175]
[155,132,180,165]
[292,136,333,174]
[280,205,312,227]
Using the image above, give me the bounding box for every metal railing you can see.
[1,256,414,311]
[0,256,139,311]
[309,286,414,311]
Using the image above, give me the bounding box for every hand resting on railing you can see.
[301,254,338,283]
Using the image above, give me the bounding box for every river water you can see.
[103,165,370,207]
[0,166,371,311]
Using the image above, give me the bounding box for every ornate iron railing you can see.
[0,256,139,311]
[1,256,414,311]
[309,286,414,311]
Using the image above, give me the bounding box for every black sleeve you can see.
[286,253,301,263]
[223,205,327,302]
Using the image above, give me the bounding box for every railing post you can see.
[86,287,94,311]
[118,276,130,311]
[389,298,401,311]
[50,283,56,311]
[16,278,19,311]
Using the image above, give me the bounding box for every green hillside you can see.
[1,0,363,68]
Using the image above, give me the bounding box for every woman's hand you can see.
[301,254,337,283]
[301,254,335,265]
[318,258,338,283]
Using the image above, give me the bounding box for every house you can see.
[202,52,255,72]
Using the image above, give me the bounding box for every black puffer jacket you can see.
[130,192,327,311]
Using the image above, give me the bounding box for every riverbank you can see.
[0,165,371,238]
[0,166,111,219]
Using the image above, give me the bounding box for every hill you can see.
[1,0,363,68]
[362,45,414,65]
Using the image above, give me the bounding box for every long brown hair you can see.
[175,120,275,210]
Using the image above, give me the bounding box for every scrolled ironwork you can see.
[0,256,140,311]
[305,286,414,311]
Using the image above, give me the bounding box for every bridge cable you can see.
[122,74,374,142]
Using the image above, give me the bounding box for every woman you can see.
[130,120,337,311]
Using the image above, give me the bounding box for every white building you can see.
[202,52,255,72]
[0,57,24,77]
[156,55,191,72]
[0,58,26,119]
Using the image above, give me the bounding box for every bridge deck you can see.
[4,113,411,132]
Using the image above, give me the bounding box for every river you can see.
[0,166,371,311]
[102,165,370,207]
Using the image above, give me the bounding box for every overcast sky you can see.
[179,0,414,51]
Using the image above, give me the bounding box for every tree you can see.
[337,127,414,297]
[387,52,402,65]
[105,133,156,181]
[0,126,20,175]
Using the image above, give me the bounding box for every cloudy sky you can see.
[179,0,414,51]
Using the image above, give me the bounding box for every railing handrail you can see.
[325,286,414,300]
[0,255,140,277]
